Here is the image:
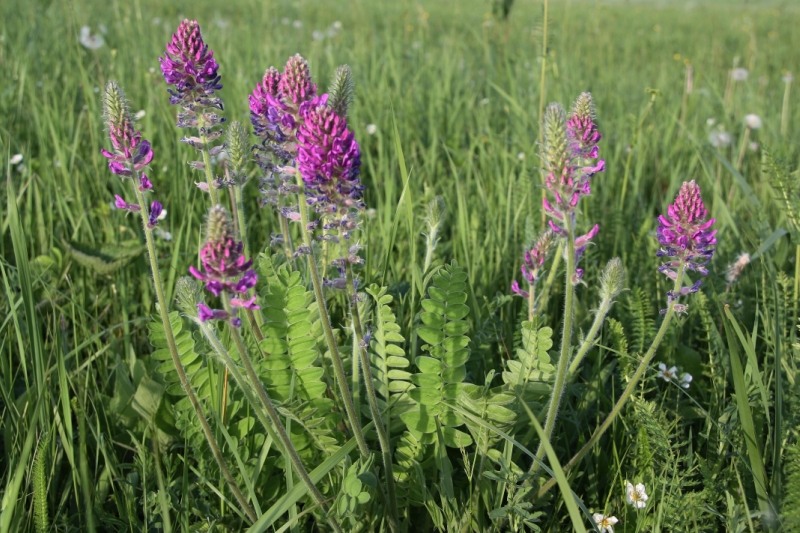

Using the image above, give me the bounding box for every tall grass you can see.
[1,0,799,530]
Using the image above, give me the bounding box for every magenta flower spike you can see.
[101,83,154,178]
[511,229,555,298]
[656,180,716,312]
[101,81,163,218]
[160,19,222,107]
[297,95,362,207]
[541,93,605,229]
[189,205,259,327]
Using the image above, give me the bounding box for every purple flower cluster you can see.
[249,54,364,252]
[537,93,604,285]
[160,19,225,192]
[511,230,555,298]
[656,180,716,313]
[297,94,362,206]
[101,82,165,229]
[189,206,259,327]
[542,94,604,239]
[160,19,222,107]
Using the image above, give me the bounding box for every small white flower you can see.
[706,117,716,127]
[10,153,23,165]
[134,109,146,121]
[592,513,619,533]
[744,114,762,130]
[154,228,173,241]
[365,124,378,136]
[79,25,105,50]
[312,30,325,41]
[517,152,525,161]
[625,482,648,509]
[730,67,749,82]
[292,19,303,29]
[725,252,751,285]
[679,373,693,389]
[783,72,794,84]
[748,141,759,152]
[479,97,490,106]
[656,363,678,382]
[332,21,343,30]
[708,130,732,148]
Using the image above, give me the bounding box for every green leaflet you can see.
[256,254,337,455]
[149,311,217,445]
[365,285,414,427]
[402,264,474,448]
[502,321,554,403]
[64,239,145,275]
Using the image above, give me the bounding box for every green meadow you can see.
[2,0,799,530]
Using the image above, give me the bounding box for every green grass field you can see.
[2,0,799,530]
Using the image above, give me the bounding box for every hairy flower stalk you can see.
[160,19,225,203]
[531,93,605,474]
[253,58,398,525]
[537,180,716,498]
[101,81,255,523]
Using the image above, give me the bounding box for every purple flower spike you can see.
[657,180,716,311]
[297,95,362,205]
[280,54,317,107]
[190,205,260,326]
[160,19,222,106]
[542,93,605,228]
[511,230,555,297]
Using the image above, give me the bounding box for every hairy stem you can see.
[294,173,370,457]
[567,293,614,376]
[197,316,342,532]
[531,217,576,474]
[345,264,399,532]
[131,180,256,523]
[537,268,685,497]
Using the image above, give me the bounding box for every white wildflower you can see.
[79,26,105,50]
[708,130,732,148]
[679,373,693,389]
[730,67,749,82]
[479,97,490,106]
[744,114,762,130]
[312,30,325,41]
[517,152,525,161]
[592,513,619,533]
[656,363,678,382]
[134,109,146,121]
[748,141,759,152]
[725,252,751,285]
[625,482,648,509]
[292,20,303,29]
[706,117,716,127]
[10,153,23,165]
[332,21,343,30]
[365,124,378,136]
[783,72,794,84]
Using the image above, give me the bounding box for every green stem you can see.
[537,0,549,228]
[197,316,342,533]
[199,131,219,205]
[130,180,256,523]
[531,218,576,473]
[527,283,535,322]
[781,79,791,138]
[294,173,370,457]
[536,269,686,497]
[345,264,399,532]
[567,294,614,376]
